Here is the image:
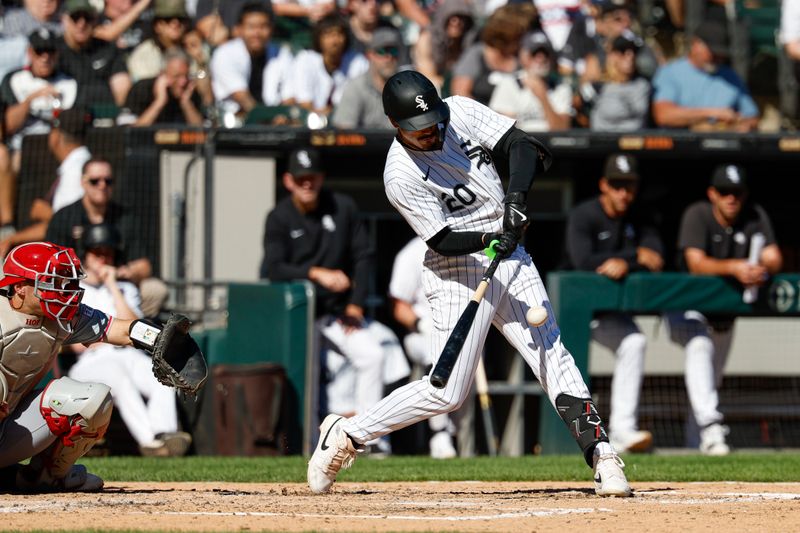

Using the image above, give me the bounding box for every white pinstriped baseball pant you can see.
[342,246,591,443]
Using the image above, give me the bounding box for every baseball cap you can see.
[693,20,730,58]
[83,223,122,252]
[523,31,553,55]
[154,0,189,19]
[52,107,92,139]
[29,28,57,52]
[595,0,630,16]
[369,27,402,51]
[611,31,642,53]
[711,164,747,192]
[603,153,639,180]
[64,0,97,16]
[288,148,324,176]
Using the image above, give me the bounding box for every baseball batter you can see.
[0,241,173,491]
[308,70,631,497]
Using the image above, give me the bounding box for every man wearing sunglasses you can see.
[564,153,662,454]
[55,0,131,107]
[45,157,166,317]
[666,164,783,456]
[332,27,403,129]
[0,28,77,242]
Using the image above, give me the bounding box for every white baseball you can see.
[526,305,548,327]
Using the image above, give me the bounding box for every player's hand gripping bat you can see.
[430,242,505,389]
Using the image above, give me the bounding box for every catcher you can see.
[0,242,206,492]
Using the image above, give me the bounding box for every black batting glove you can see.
[503,192,529,239]
[483,231,517,260]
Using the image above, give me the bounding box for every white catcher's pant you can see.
[68,346,179,445]
[342,246,591,443]
[591,313,646,436]
[665,311,733,429]
[0,389,58,467]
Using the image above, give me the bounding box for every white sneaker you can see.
[593,453,632,497]
[700,423,730,456]
[429,431,457,459]
[610,429,653,453]
[307,415,358,494]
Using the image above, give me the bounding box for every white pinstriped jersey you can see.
[384,96,515,242]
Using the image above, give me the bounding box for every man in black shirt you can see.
[565,153,663,453]
[124,49,204,126]
[260,148,409,453]
[45,157,167,317]
[56,0,131,107]
[666,164,783,456]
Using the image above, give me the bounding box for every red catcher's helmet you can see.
[0,242,86,331]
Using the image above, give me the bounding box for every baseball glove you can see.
[130,314,208,395]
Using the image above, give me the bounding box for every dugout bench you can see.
[540,272,800,454]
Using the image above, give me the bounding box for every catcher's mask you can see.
[382,70,450,149]
[0,242,86,332]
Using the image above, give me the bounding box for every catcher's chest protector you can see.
[0,298,67,413]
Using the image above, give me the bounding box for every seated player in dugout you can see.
[0,242,200,491]
[307,70,633,497]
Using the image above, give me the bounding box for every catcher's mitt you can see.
[130,314,208,395]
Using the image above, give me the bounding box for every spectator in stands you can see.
[413,0,475,92]
[293,15,368,117]
[389,236,458,459]
[488,30,572,132]
[181,26,214,107]
[0,28,77,236]
[94,0,152,51]
[345,0,380,54]
[450,4,532,105]
[260,148,410,455]
[651,20,759,132]
[2,0,63,38]
[56,0,132,107]
[0,106,91,258]
[124,49,204,126]
[560,0,658,83]
[0,0,63,80]
[271,0,336,26]
[127,0,190,83]
[532,0,581,52]
[67,223,192,457]
[564,153,662,453]
[209,2,294,118]
[45,157,168,317]
[780,0,800,123]
[193,0,273,46]
[331,27,401,129]
[666,164,783,455]
[1,29,77,162]
[588,33,651,131]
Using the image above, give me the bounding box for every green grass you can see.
[82,453,800,483]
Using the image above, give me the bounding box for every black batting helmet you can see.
[382,70,449,131]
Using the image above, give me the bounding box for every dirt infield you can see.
[2,481,799,532]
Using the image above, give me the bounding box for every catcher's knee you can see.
[555,393,609,466]
[40,377,113,445]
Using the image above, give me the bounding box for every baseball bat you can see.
[743,233,765,304]
[430,255,501,389]
[474,357,499,456]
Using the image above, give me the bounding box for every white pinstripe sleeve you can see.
[386,180,447,242]
[448,95,515,150]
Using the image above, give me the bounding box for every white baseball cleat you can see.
[610,429,653,453]
[700,423,730,456]
[307,415,358,494]
[593,452,632,497]
[429,430,457,459]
